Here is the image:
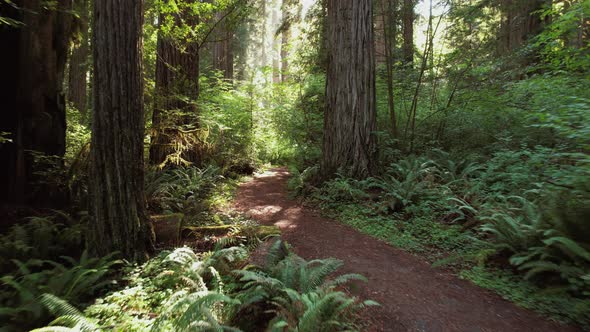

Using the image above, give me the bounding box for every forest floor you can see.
[233,167,578,332]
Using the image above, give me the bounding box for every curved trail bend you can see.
[233,168,576,332]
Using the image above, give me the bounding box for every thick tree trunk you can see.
[402,0,414,64]
[68,0,89,117]
[150,5,200,167]
[90,0,154,261]
[0,0,72,205]
[322,0,377,179]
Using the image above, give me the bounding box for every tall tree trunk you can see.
[322,0,377,179]
[279,0,291,82]
[497,0,550,56]
[0,0,72,205]
[212,11,234,81]
[68,0,89,117]
[272,0,281,83]
[281,27,290,82]
[150,4,200,167]
[225,29,235,80]
[402,0,414,64]
[90,0,154,261]
[261,0,268,67]
[381,0,398,137]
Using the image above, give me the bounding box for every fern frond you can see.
[37,294,99,332]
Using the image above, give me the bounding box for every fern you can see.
[232,240,373,331]
[0,251,121,331]
[481,196,590,294]
[31,294,99,332]
[153,290,239,331]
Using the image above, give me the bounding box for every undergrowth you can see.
[32,241,374,331]
[291,144,590,328]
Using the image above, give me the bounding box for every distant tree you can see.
[211,10,235,81]
[322,0,377,179]
[68,0,90,117]
[0,0,73,205]
[149,0,200,166]
[378,0,400,137]
[402,0,415,64]
[272,0,281,83]
[278,0,300,82]
[498,0,551,55]
[90,0,154,260]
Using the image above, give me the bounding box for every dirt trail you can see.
[233,168,577,332]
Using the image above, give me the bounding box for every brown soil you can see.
[233,168,579,332]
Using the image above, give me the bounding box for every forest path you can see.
[233,167,576,332]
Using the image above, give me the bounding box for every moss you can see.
[151,213,184,223]
[151,213,184,245]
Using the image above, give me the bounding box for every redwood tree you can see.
[402,0,415,64]
[90,0,153,260]
[497,0,551,56]
[322,0,377,179]
[150,1,200,166]
[212,10,235,81]
[0,0,73,205]
[68,0,90,117]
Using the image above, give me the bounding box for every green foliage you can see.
[155,0,251,48]
[297,143,589,324]
[267,289,377,332]
[59,243,373,332]
[0,131,12,144]
[65,104,91,164]
[277,74,325,167]
[312,175,370,204]
[287,165,319,197]
[368,157,441,212]
[462,267,590,327]
[479,197,545,254]
[145,166,225,224]
[0,211,84,272]
[0,1,23,27]
[535,1,590,71]
[232,240,372,331]
[0,252,121,331]
[30,294,99,332]
[83,247,241,331]
[481,195,590,295]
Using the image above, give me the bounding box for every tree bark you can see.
[402,0,414,64]
[381,0,398,137]
[68,0,89,117]
[150,3,200,167]
[497,0,550,55]
[322,0,377,179]
[272,0,281,83]
[90,0,154,261]
[212,11,235,80]
[281,28,290,82]
[0,0,72,205]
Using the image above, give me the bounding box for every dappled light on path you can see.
[233,167,578,332]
